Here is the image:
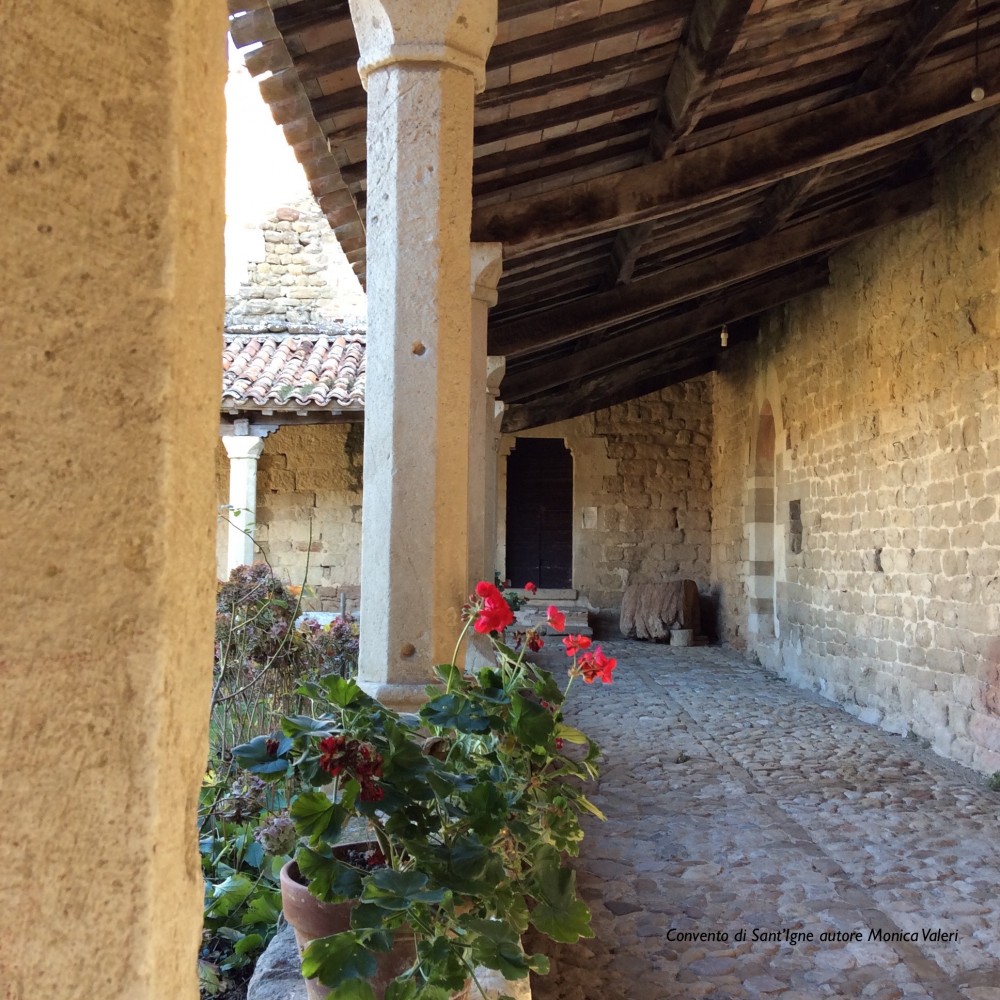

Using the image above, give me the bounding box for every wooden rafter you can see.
[500,262,829,401]
[473,51,1000,255]
[607,0,754,286]
[746,0,971,238]
[488,181,931,357]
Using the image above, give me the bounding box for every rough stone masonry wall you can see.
[711,120,1000,773]
[216,423,364,613]
[225,199,364,332]
[499,377,713,619]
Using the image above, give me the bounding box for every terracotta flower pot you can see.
[280,857,416,1000]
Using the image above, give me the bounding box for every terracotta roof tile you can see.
[222,333,366,410]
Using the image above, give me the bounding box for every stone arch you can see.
[747,401,778,639]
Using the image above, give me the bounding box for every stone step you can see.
[513,603,591,638]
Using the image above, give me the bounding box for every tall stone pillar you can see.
[222,430,264,574]
[468,244,504,589]
[350,0,497,706]
[485,360,507,580]
[1,1,225,997]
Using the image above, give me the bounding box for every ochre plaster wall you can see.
[216,424,364,612]
[499,378,714,614]
[712,120,1000,772]
[2,2,226,997]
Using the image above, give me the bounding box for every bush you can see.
[200,563,360,993]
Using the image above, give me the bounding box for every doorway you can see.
[504,438,573,589]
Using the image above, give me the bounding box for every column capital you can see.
[222,435,264,461]
[486,355,506,395]
[471,242,504,307]
[350,0,497,92]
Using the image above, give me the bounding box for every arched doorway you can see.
[505,437,573,589]
[747,402,777,639]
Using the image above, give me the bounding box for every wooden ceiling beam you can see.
[487,1,682,70]
[857,0,972,91]
[654,0,755,156]
[747,0,971,238]
[487,180,931,356]
[607,0,752,286]
[500,261,829,401]
[503,356,719,433]
[472,52,1000,255]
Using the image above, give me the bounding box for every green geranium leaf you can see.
[433,662,463,688]
[528,849,593,942]
[281,715,333,738]
[301,931,378,988]
[420,693,492,734]
[365,869,445,908]
[385,980,420,1000]
[290,791,348,842]
[554,723,588,745]
[296,845,366,902]
[233,933,264,957]
[471,936,532,980]
[243,840,265,870]
[328,981,377,1000]
[205,874,254,918]
[463,782,507,838]
[242,890,282,927]
[232,735,291,778]
[510,694,554,748]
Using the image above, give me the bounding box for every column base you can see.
[357,679,433,712]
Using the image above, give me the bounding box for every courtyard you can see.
[530,642,1000,1000]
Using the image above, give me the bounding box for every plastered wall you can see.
[2,2,225,996]
[712,120,1000,773]
[499,377,714,613]
[217,423,364,612]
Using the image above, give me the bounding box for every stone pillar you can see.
[486,369,507,576]
[222,430,265,574]
[350,0,497,706]
[1,2,225,998]
[468,244,504,589]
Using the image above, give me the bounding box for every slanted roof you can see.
[230,0,1000,429]
[222,332,366,415]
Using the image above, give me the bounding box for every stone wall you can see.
[499,377,714,616]
[217,423,364,613]
[711,120,1000,773]
[225,199,364,332]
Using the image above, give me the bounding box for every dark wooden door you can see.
[505,438,573,589]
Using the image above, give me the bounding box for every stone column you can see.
[222,430,265,575]
[468,243,504,589]
[485,365,507,579]
[350,0,497,706]
[1,1,225,997]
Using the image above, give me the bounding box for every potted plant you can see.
[234,580,617,1000]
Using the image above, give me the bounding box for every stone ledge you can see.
[248,924,531,1000]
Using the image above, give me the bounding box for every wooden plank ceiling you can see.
[230,0,1000,430]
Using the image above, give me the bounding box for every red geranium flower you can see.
[473,580,515,634]
[546,606,566,632]
[562,634,591,657]
[578,646,616,685]
[524,581,537,594]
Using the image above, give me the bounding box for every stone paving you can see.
[527,641,1000,1000]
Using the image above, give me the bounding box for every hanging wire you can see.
[972,0,986,101]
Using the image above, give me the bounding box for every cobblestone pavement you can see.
[526,642,1000,1000]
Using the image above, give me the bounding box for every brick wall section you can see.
[216,423,363,612]
[500,377,714,613]
[711,120,1000,773]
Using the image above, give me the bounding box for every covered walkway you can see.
[531,643,1000,1000]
